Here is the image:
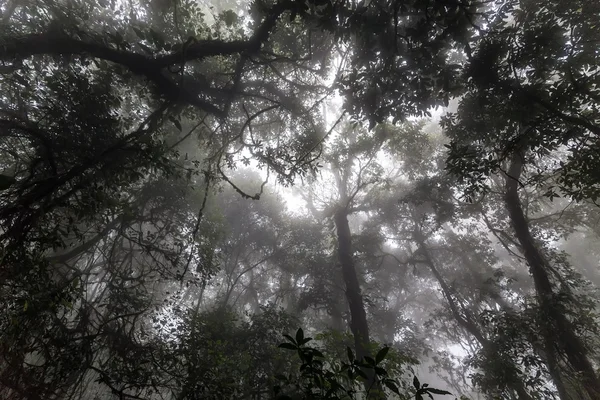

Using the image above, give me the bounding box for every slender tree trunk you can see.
[504,153,600,400]
[334,208,371,360]
[333,207,384,399]
[414,232,533,400]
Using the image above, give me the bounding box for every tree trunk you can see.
[333,207,384,399]
[486,286,571,399]
[414,231,533,400]
[504,153,600,400]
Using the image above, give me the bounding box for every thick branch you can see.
[154,0,293,67]
[0,0,295,115]
[48,217,122,264]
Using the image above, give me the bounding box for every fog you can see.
[1,0,599,399]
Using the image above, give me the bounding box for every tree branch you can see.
[0,0,295,116]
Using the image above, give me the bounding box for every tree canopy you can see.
[1,0,599,399]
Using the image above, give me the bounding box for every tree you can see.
[2,0,600,398]
[443,0,600,202]
[299,121,401,397]
[438,1,600,397]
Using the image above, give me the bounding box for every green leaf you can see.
[375,346,389,364]
[283,334,296,344]
[295,328,304,344]
[169,116,182,131]
[426,388,453,395]
[384,380,400,395]
[355,368,368,380]
[346,347,354,362]
[300,337,313,345]
[278,343,297,351]
[364,356,375,366]
[413,375,421,390]
[311,349,324,358]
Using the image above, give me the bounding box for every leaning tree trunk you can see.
[504,152,600,400]
[333,207,384,399]
[414,231,534,400]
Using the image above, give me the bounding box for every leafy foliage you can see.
[1,0,600,399]
[276,328,452,400]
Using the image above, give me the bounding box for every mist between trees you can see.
[0,0,599,399]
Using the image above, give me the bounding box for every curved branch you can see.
[0,0,295,116]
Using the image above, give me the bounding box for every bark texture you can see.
[505,153,600,400]
[334,207,384,399]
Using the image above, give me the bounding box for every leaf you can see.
[283,334,296,344]
[426,388,453,395]
[14,73,29,86]
[355,368,368,380]
[168,116,182,131]
[413,375,421,390]
[364,356,375,366]
[346,347,354,362]
[384,380,400,395]
[375,346,389,364]
[311,349,324,358]
[295,328,304,344]
[300,337,313,345]
[278,343,297,351]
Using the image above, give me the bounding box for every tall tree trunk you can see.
[414,231,533,400]
[333,207,384,399]
[504,153,600,400]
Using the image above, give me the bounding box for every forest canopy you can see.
[0,0,599,399]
